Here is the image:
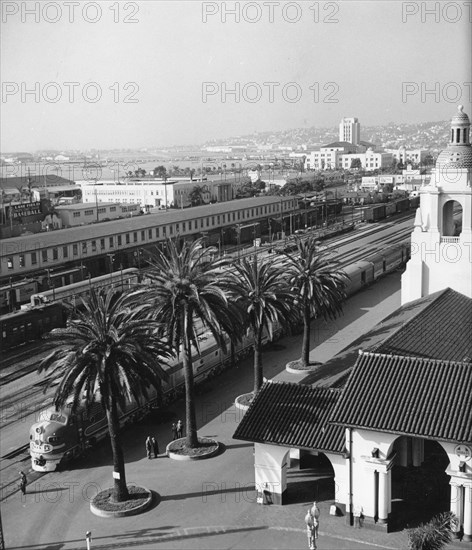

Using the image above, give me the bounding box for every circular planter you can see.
[90,485,153,518]
[286,359,322,374]
[166,437,220,461]
[235,392,254,411]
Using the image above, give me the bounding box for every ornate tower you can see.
[401,106,472,304]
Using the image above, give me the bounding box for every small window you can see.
[82,242,87,254]
[73,211,81,218]
[63,246,68,258]
[118,235,122,246]
[31,252,37,265]
[109,237,114,248]
[156,227,160,238]
[188,220,192,230]
[7,257,14,269]
[73,244,78,256]
[149,229,152,239]
[126,234,130,244]
[19,254,25,267]
[52,248,58,260]
[141,230,145,240]
[100,239,105,250]
[84,209,94,216]
[169,225,173,235]
[133,232,138,243]
[91,241,97,252]
[42,250,48,263]
[182,222,186,231]
[162,227,166,236]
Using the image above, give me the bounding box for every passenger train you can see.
[29,240,410,472]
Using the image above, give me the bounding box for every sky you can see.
[1,0,471,151]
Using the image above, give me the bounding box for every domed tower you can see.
[401,105,472,304]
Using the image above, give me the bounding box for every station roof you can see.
[0,176,76,189]
[330,351,472,444]
[0,196,295,251]
[233,382,345,454]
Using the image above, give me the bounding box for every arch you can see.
[389,436,451,531]
[442,199,463,236]
[284,449,336,505]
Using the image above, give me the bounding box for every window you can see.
[31,252,37,265]
[84,210,93,216]
[82,242,87,254]
[148,229,152,239]
[169,225,173,235]
[100,239,105,250]
[206,218,209,227]
[182,222,186,231]
[211,217,215,225]
[162,226,166,236]
[42,250,48,263]
[200,219,204,228]
[109,237,114,248]
[118,235,122,246]
[133,232,138,243]
[98,207,106,214]
[19,254,25,267]
[73,211,81,218]
[91,241,97,252]
[217,215,220,224]
[141,230,145,240]
[63,246,68,258]
[73,244,78,256]
[125,234,130,244]
[176,224,180,233]
[156,227,160,238]
[110,206,116,212]
[52,248,58,260]
[7,257,14,269]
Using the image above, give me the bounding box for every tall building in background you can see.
[339,117,360,145]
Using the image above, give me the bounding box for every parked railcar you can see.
[0,303,65,350]
[363,204,386,222]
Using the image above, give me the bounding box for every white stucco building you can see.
[339,117,361,145]
[402,105,472,304]
[341,149,394,171]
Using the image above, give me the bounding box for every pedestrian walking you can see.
[176,419,183,439]
[151,436,159,458]
[145,436,152,459]
[171,422,178,440]
[19,471,27,495]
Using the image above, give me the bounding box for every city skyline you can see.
[1,1,471,151]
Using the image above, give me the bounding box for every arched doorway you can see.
[442,200,463,236]
[389,436,450,530]
[285,450,335,505]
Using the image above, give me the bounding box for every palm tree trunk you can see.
[183,310,199,448]
[301,304,311,368]
[253,326,264,393]
[106,400,129,502]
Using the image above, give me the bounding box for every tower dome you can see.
[436,105,472,170]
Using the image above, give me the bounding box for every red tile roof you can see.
[373,288,472,362]
[233,382,345,454]
[330,351,472,444]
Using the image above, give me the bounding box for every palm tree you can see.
[228,254,295,394]
[146,238,241,448]
[284,235,347,368]
[407,512,456,550]
[39,288,172,502]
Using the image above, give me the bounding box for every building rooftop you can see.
[330,351,472,444]
[233,382,345,454]
[54,202,126,211]
[0,175,76,189]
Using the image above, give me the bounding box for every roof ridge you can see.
[360,350,471,367]
[371,288,452,352]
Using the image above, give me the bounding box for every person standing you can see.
[171,422,178,440]
[145,436,152,459]
[176,419,183,439]
[151,436,159,458]
[19,471,27,495]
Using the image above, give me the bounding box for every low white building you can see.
[54,202,140,227]
[341,149,393,171]
[385,147,427,165]
[78,178,234,209]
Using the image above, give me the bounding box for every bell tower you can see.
[401,105,472,304]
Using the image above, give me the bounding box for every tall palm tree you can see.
[228,254,295,394]
[284,235,347,368]
[146,238,242,448]
[39,288,172,502]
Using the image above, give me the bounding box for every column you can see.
[378,471,389,523]
[449,483,462,537]
[464,485,472,542]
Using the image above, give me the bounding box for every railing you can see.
[440,236,460,243]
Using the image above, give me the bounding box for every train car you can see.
[29,268,140,306]
[409,195,420,209]
[363,204,386,222]
[0,303,65,350]
[385,202,397,217]
[395,197,410,213]
[0,279,38,314]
